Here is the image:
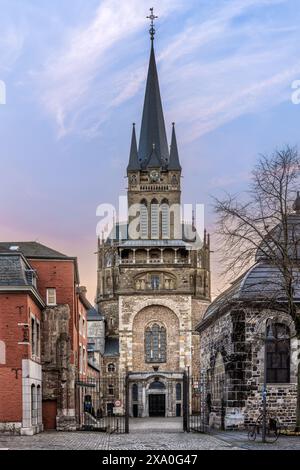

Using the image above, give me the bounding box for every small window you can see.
[108,384,114,395]
[46,288,57,306]
[31,317,36,357]
[151,275,160,290]
[132,383,138,401]
[176,383,182,400]
[36,322,40,357]
[107,363,116,373]
[83,347,86,374]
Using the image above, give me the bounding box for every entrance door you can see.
[149,394,165,417]
[42,400,57,430]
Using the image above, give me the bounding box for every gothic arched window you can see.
[140,200,148,239]
[151,199,159,239]
[266,323,290,384]
[145,323,167,363]
[161,199,170,239]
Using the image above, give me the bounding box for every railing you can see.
[119,258,190,265]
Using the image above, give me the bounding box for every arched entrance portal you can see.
[148,379,166,417]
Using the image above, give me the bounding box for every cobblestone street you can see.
[1,427,300,451]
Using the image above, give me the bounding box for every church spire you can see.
[127,123,139,171]
[138,9,169,169]
[169,123,181,171]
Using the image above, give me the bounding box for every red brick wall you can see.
[0,293,41,423]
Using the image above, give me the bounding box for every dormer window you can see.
[25,269,37,288]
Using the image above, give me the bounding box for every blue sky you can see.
[1,0,300,300]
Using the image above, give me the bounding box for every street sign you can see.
[115,400,122,407]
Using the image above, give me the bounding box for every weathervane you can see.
[147,7,158,41]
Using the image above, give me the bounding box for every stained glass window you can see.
[145,323,167,363]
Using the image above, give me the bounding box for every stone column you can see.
[132,249,136,264]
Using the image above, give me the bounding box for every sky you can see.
[1,0,300,302]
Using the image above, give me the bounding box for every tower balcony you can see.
[117,246,192,266]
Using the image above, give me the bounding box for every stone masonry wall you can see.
[119,295,193,375]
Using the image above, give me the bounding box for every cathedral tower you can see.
[96,10,210,418]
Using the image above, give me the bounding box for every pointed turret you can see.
[127,123,139,172]
[168,123,181,171]
[138,41,169,169]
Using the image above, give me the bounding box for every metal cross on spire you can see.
[147,7,158,41]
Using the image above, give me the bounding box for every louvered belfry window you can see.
[145,323,167,363]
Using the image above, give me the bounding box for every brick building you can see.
[0,241,93,434]
[95,28,210,417]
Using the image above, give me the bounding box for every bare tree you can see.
[213,145,300,430]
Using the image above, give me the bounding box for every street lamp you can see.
[262,319,275,443]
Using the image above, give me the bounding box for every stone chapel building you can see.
[196,195,300,430]
[96,26,211,417]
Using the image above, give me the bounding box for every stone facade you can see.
[41,304,76,431]
[198,307,299,430]
[95,35,211,418]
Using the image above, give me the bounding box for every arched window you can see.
[37,385,41,423]
[145,323,167,363]
[176,383,182,400]
[107,363,116,373]
[149,380,166,390]
[212,353,225,401]
[31,384,37,426]
[266,323,290,383]
[161,199,170,239]
[140,200,148,239]
[132,383,138,401]
[151,199,159,239]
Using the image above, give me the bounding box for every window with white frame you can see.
[31,317,35,356]
[36,320,40,358]
[83,347,86,374]
[79,345,83,374]
[46,288,57,306]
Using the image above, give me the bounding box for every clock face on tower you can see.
[149,170,160,182]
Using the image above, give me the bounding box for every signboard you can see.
[115,400,122,407]
[113,407,123,415]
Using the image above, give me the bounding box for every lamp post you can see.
[262,319,275,443]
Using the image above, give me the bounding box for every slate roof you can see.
[199,262,300,329]
[104,337,119,357]
[0,241,68,259]
[168,124,181,171]
[87,306,104,321]
[138,43,169,169]
[127,123,139,172]
[0,254,33,286]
